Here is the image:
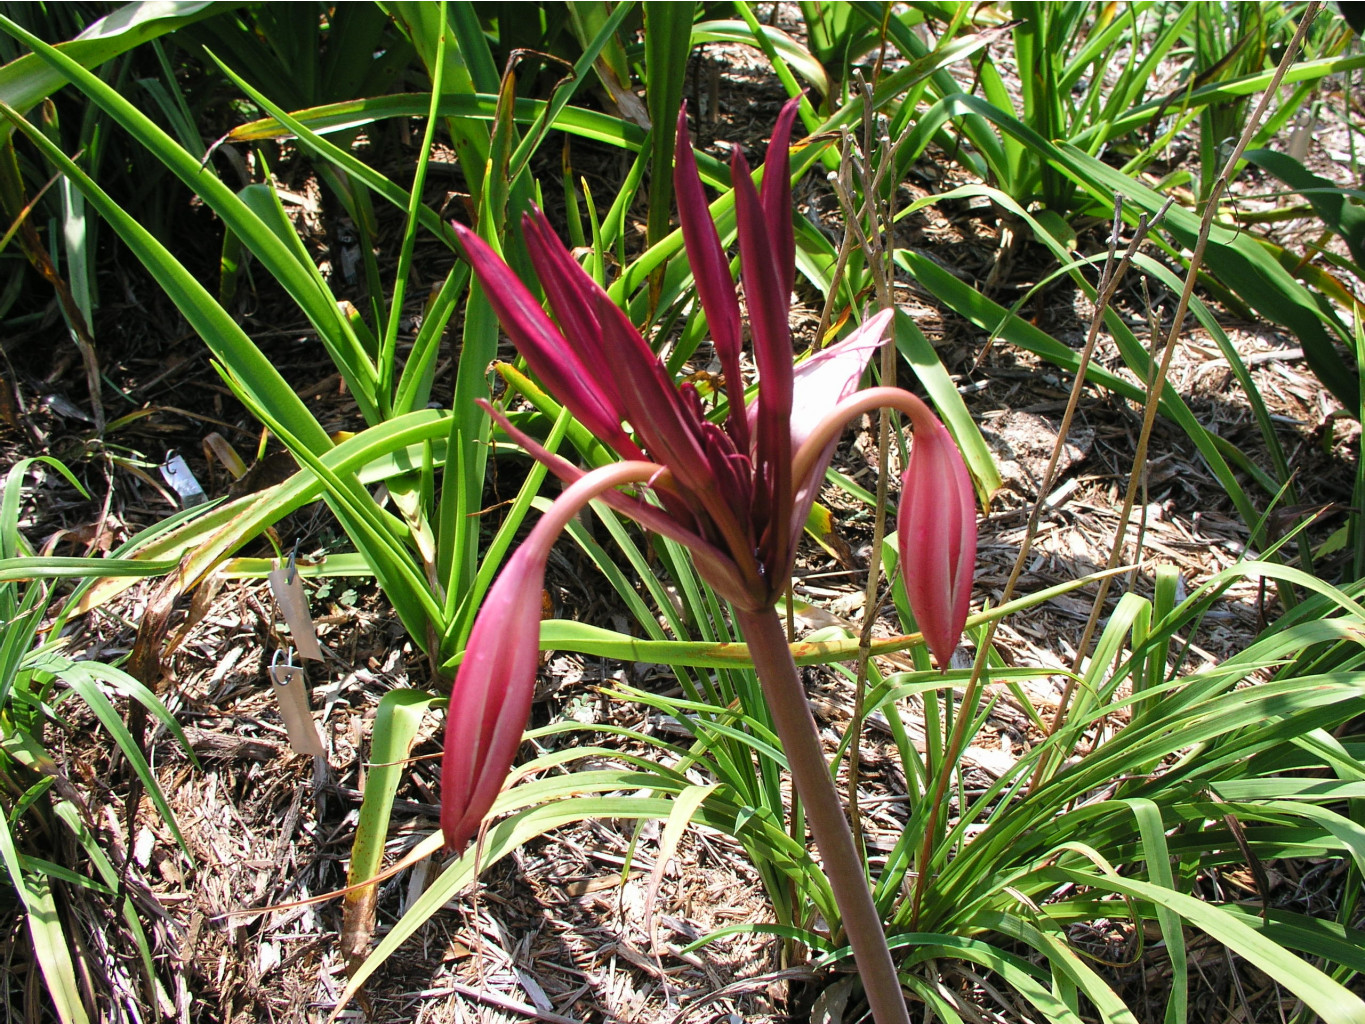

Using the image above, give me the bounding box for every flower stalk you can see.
[734,606,909,1024]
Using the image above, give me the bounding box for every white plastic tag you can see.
[267,567,323,662]
[160,451,207,507]
[268,652,325,756]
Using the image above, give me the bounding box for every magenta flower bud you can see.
[440,544,547,853]
[900,412,978,669]
[439,461,675,854]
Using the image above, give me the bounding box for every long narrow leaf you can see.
[0,1,220,140]
[0,814,89,1024]
[1042,865,1365,1024]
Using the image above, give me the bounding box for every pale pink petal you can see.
[787,309,894,450]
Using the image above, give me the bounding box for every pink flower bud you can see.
[439,461,680,853]
[440,545,546,853]
[900,414,977,669]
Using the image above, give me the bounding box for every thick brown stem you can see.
[734,607,910,1024]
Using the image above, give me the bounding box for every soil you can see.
[2,10,1362,1024]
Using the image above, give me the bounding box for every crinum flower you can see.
[441,100,975,1024]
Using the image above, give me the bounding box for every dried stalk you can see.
[825,74,903,850]
[1062,0,1323,702]
[909,191,1166,920]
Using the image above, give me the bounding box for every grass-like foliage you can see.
[1,3,1363,1022]
[0,460,195,1024]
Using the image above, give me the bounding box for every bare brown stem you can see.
[827,76,903,851]
[1063,0,1322,701]
[908,194,1172,906]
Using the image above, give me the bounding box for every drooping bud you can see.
[900,413,977,669]
[440,544,547,853]
[440,461,683,853]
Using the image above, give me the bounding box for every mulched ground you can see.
[3,11,1361,1024]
